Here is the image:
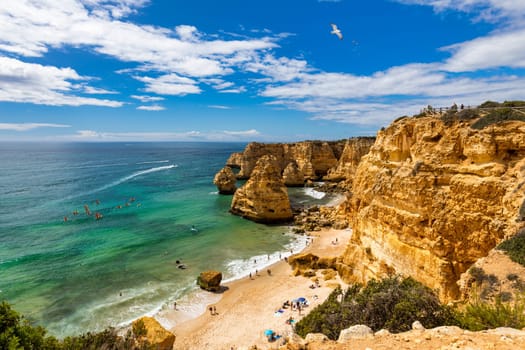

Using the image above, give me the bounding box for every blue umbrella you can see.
[264,329,274,336]
[293,297,306,303]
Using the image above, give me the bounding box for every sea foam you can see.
[304,187,326,199]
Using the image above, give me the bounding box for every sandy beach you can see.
[168,228,351,350]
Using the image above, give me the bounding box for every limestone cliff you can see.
[226,152,243,169]
[282,161,305,187]
[213,166,237,194]
[324,137,376,187]
[230,155,293,223]
[337,116,525,301]
[235,141,345,180]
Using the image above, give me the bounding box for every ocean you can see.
[0,142,339,337]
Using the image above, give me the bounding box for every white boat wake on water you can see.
[63,164,177,201]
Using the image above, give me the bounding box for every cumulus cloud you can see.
[135,74,201,96]
[442,28,525,71]
[0,0,280,107]
[261,58,525,126]
[0,123,71,131]
[0,56,122,106]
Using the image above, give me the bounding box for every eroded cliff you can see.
[337,116,525,301]
[235,141,346,180]
[230,155,293,223]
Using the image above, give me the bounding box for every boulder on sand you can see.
[197,270,223,292]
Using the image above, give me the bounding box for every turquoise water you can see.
[0,142,331,337]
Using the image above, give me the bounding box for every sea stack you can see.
[213,166,237,194]
[230,155,293,223]
[282,161,304,187]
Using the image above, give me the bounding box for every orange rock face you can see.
[213,166,237,194]
[337,117,525,301]
[230,155,293,223]
[235,141,345,180]
[324,137,376,186]
[133,316,175,350]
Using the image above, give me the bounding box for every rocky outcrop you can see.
[226,152,243,169]
[294,203,349,231]
[282,162,304,186]
[337,116,525,301]
[235,141,346,180]
[213,166,237,194]
[231,155,293,223]
[236,143,284,179]
[280,325,525,350]
[132,316,175,350]
[197,270,223,292]
[288,252,338,277]
[324,137,376,188]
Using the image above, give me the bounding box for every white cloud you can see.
[208,105,232,109]
[244,54,311,82]
[0,123,71,131]
[175,25,200,42]
[219,87,247,94]
[260,58,525,126]
[131,95,165,102]
[135,74,201,96]
[0,0,279,100]
[394,0,525,24]
[83,0,150,19]
[442,28,525,71]
[66,128,262,141]
[137,104,165,111]
[0,56,122,106]
[83,86,118,94]
[223,129,260,136]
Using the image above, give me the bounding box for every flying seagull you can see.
[330,23,343,40]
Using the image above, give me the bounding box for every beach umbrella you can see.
[264,329,274,336]
[293,297,307,303]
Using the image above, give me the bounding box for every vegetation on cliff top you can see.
[295,275,525,340]
[0,301,152,350]
[294,276,457,339]
[413,100,525,128]
[498,229,525,267]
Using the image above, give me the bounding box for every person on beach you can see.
[267,269,271,276]
[213,306,217,315]
[173,302,177,310]
[249,272,252,280]
[209,306,213,315]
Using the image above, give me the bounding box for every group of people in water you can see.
[63,197,140,222]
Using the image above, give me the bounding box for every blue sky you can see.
[0,0,524,142]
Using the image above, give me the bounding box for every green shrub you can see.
[441,108,480,125]
[502,100,525,107]
[479,101,501,108]
[458,295,525,331]
[498,229,525,267]
[0,300,152,350]
[471,108,525,129]
[294,276,458,339]
[0,300,58,350]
